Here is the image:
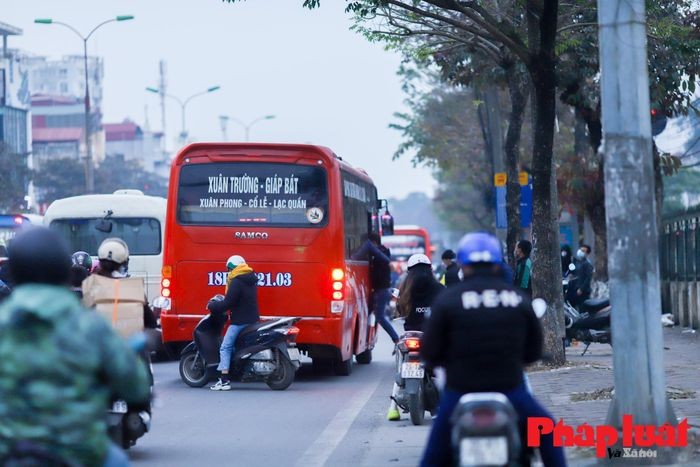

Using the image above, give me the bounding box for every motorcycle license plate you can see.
[401,362,424,379]
[459,437,508,466]
[287,347,301,361]
[111,400,128,414]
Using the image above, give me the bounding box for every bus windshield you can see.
[382,234,427,260]
[177,162,328,227]
[49,217,161,256]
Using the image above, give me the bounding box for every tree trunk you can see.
[527,0,565,364]
[653,143,664,229]
[586,185,608,282]
[505,66,528,268]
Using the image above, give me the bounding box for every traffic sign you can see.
[494,173,507,187]
[495,173,532,229]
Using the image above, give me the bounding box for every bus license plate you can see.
[401,362,424,379]
[287,347,300,361]
[459,437,508,466]
[112,400,128,414]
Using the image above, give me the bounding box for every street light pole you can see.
[146,86,220,146]
[35,16,134,194]
[224,115,276,142]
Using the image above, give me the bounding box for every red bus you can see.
[382,225,433,263]
[159,143,394,375]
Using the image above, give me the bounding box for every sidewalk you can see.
[363,326,699,466]
[529,326,700,465]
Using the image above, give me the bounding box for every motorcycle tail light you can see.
[405,338,421,350]
[471,408,496,427]
[285,326,300,336]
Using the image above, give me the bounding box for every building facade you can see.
[105,119,167,175]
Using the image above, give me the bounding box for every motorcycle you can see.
[179,298,302,390]
[108,333,153,450]
[450,298,548,467]
[391,331,439,425]
[562,264,612,356]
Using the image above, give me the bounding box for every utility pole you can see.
[159,60,167,152]
[219,115,229,141]
[598,0,676,459]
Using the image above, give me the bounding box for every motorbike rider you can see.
[90,238,158,330]
[387,253,444,421]
[0,227,151,466]
[420,232,566,467]
[208,255,260,391]
[69,251,92,299]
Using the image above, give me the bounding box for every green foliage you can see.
[662,168,700,216]
[390,66,493,232]
[33,158,86,205]
[0,143,31,212]
[33,155,168,205]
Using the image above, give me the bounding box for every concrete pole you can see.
[82,39,94,194]
[598,0,675,434]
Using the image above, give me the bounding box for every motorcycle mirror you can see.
[532,298,547,319]
[568,263,576,271]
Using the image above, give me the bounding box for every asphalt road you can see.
[130,329,431,467]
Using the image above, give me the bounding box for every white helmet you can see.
[226,255,246,270]
[97,238,129,264]
[407,253,431,269]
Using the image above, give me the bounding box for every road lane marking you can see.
[294,377,382,467]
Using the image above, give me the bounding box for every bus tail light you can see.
[331,268,345,301]
[331,301,344,314]
[162,265,172,278]
[161,274,172,300]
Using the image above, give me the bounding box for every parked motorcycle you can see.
[179,300,302,390]
[562,264,612,356]
[108,332,153,449]
[450,298,548,467]
[391,331,439,425]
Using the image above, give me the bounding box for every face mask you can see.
[576,249,586,260]
[111,265,129,278]
[561,251,568,258]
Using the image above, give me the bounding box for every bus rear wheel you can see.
[333,356,353,376]
[356,348,372,364]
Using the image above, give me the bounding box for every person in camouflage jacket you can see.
[0,227,150,466]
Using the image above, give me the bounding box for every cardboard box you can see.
[82,275,145,338]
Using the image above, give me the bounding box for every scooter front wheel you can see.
[179,351,209,388]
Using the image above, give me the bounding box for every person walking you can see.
[354,233,400,344]
[440,249,460,286]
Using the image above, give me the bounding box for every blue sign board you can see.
[495,177,533,229]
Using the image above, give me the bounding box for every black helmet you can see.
[8,227,71,286]
[71,251,93,272]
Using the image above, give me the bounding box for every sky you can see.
[1,0,437,199]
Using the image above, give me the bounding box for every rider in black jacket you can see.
[419,232,565,467]
[387,253,444,421]
[208,255,260,391]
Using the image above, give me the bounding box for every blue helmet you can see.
[457,232,503,266]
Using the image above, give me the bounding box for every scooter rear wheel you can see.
[408,385,425,426]
[266,351,295,390]
[179,351,209,388]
